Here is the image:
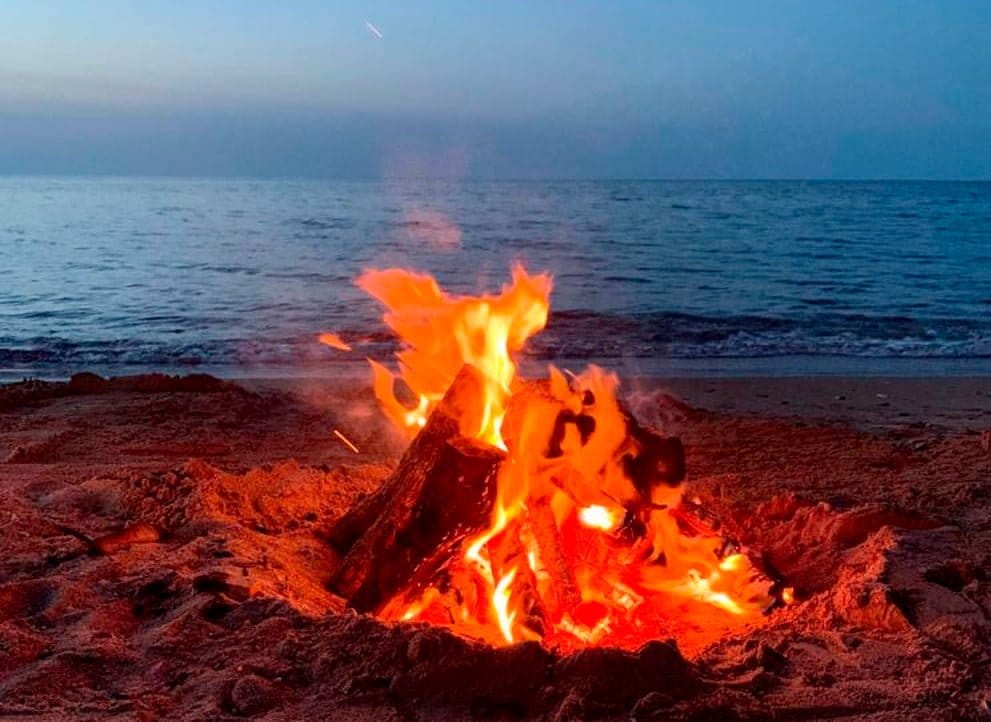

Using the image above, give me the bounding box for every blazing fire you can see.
[346,264,786,651]
[357,265,550,448]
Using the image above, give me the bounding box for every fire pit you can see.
[1,329,985,720]
[327,266,790,652]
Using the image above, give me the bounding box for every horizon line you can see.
[0,173,989,184]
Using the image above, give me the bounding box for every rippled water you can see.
[2,177,990,380]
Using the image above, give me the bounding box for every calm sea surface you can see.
[2,177,990,381]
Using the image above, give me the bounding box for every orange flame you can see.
[356,264,782,652]
[318,332,352,351]
[493,568,519,643]
[356,265,551,447]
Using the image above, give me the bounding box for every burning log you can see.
[328,364,492,554]
[503,378,686,504]
[528,497,581,622]
[329,365,506,612]
[488,519,547,637]
[333,437,503,612]
[622,412,685,495]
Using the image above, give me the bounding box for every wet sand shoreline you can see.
[244,374,991,433]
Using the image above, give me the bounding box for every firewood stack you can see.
[327,363,689,622]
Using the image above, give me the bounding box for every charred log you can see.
[328,364,491,555]
[621,410,685,493]
[329,365,506,613]
[332,435,503,612]
[546,410,596,458]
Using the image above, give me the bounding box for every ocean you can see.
[2,177,990,381]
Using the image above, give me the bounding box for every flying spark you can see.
[333,429,360,454]
[318,332,352,351]
[364,21,383,39]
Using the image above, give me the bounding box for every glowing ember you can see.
[578,504,622,532]
[351,264,785,651]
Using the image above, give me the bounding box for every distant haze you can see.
[1,1,989,179]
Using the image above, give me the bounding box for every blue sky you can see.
[1,1,989,179]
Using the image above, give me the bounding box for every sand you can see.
[1,372,990,721]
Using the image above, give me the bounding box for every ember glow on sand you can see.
[351,265,785,650]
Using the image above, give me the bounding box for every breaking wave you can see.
[4,310,991,380]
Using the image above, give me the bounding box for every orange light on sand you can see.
[356,264,781,651]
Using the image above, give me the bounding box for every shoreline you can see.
[4,354,991,386]
[0,353,991,385]
[3,369,990,433]
[245,374,991,434]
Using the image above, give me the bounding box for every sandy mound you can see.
[1,374,990,720]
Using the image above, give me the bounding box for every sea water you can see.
[2,177,990,380]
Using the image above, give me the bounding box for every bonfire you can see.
[327,265,790,651]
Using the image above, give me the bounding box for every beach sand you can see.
[1,372,989,720]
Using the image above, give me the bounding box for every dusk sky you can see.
[2,1,990,179]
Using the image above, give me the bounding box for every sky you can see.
[1,1,989,179]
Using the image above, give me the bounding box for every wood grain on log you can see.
[327,364,490,555]
[329,365,506,612]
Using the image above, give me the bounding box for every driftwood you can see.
[54,522,162,556]
[329,365,506,612]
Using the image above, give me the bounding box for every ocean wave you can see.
[530,310,991,359]
[4,311,991,377]
[3,177,990,378]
